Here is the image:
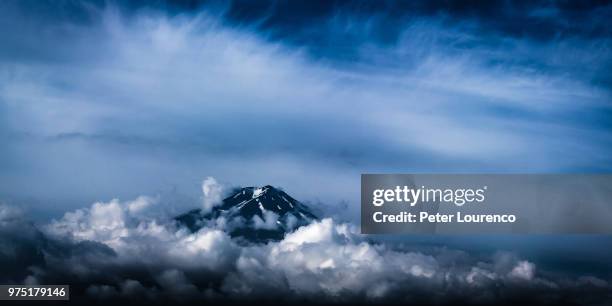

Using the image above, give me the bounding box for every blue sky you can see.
[0,0,611,219]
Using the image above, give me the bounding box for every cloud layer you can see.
[1,182,611,305]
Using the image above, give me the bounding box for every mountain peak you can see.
[176,185,317,242]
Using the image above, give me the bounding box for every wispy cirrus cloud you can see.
[0,1,610,217]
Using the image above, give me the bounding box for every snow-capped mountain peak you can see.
[175,185,317,242]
